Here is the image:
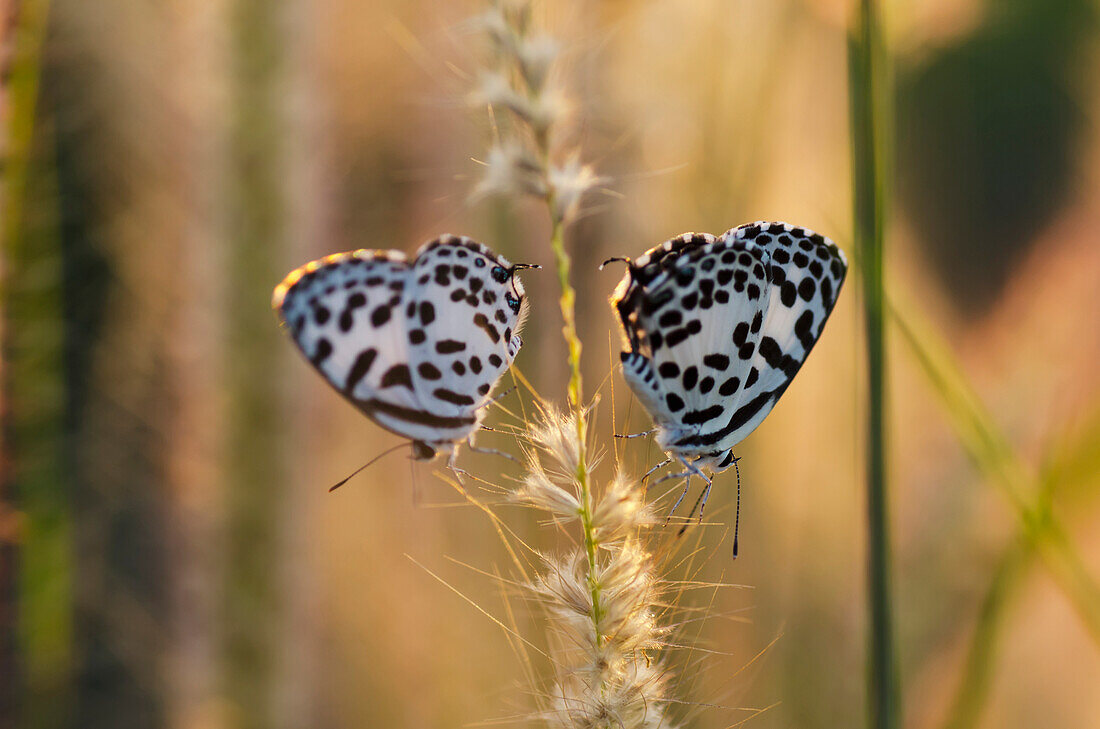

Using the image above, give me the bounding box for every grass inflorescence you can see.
[461,2,683,725]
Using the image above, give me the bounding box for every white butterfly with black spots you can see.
[273,235,535,465]
[607,221,847,550]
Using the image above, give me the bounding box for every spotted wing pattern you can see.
[273,235,527,453]
[612,222,847,459]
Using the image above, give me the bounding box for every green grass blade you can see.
[848,1,901,727]
[2,2,73,727]
[891,302,1100,644]
[940,537,1031,729]
[937,395,1100,729]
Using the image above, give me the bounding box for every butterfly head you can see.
[694,449,739,474]
[411,440,437,461]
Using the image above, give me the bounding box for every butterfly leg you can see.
[677,476,713,536]
[614,429,656,440]
[665,475,692,525]
[650,469,691,487]
[675,454,712,485]
[446,449,471,484]
[467,441,520,464]
[641,457,672,485]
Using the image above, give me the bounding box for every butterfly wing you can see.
[674,222,847,452]
[613,222,847,456]
[401,236,527,441]
[273,236,529,450]
[717,221,847,417]
[274,248,420,423]
[622,236,774,453]
[612,233,718,352]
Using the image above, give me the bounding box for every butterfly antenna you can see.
[329,442,411,492]
[510,262,541,272]
[732,456,742,559]
[599,256,632,271]
[478,385,516,411]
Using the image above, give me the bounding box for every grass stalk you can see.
[891,304,1100,644]
[940,536,1030,729]
[2,2,72,726]
[937,398,1100,729]
[847,1,901,727]
[545,211,602,638]
[223,0,290,723]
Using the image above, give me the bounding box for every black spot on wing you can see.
[380,364,413,390]
[435,340,466,354]
[674,389,776,449]
[703,353,730,371]
[417,362,442,381]
[745,367,759,388]
[370,305,391,327]
[682,405,724,425]
[310,338,332,366]
[345,348,378,392]
[433,388,475,407]
[794,310,817,351]
[758,336,800,379]
[658,362,680,379]
[718,376,740,396]
[473,312,501,343]
[357,399,475,430]
[681,366,698,390]
[419,301,435,325]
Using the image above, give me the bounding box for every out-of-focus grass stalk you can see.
[892,304,1100,645]
[940,535,1030,729]
[224,0,289,724]
[848,1,901,727]
[939,398,1100,729]
[2,0,51,245]
[2,2,72,726]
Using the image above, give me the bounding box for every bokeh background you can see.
[2,0,1099,728]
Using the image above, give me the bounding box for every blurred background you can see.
[2,0,1099,728]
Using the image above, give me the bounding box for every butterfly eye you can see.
[505,291,521,314]
[491,265,509,283]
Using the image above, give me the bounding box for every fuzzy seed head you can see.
[592,473,657,542]
[527,407,584,476]
[545,658,676,729]
[475,142,547,200]
[512,468,581,518]
[473,70,564,134]
[516,35,559,92]
[549,156,602,223]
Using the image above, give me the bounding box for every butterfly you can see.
[273,235,536,468]
[606,222,847,551]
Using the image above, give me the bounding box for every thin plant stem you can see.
[546,192,602,645]
[848,0,901,727]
